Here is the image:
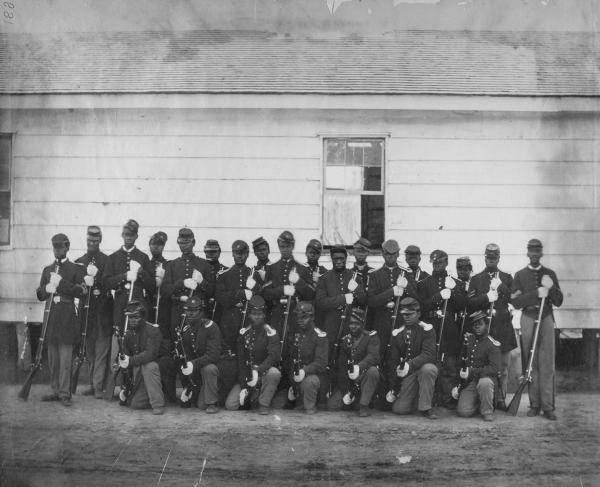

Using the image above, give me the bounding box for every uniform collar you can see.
[55,257,68,265]
[122,245,136,254]
[528,264,542,271]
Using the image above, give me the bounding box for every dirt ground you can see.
[1,385,599,487]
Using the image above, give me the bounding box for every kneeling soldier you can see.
[225,295,281,415]
[119,301,166,415]
[284,301,328,414]
[386,297,438,419]
[327,309,380,417]
[455,310,501,422]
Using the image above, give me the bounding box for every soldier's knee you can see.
[265,367,281,380]
[477,377,494,391]
[303,374,320,388]
[364,366,379,380]
[202,364,219,377]
[419,363,438,378]
[142,361,159,374]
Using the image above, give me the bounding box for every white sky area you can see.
[0,0,597,34]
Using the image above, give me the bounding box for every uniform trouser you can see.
[392,363,438,414]
[521,313,555,412]
[437,355,458,406]
[290,374,320,410]
[88,332,111,392]
[497,351,511,401]
[128,362,165,410]
[224,367,282,410]
[157,357,219,406]
[327,366,380,409]
[193,364,220,408]
[457,377,495,417]
[48,342,73,399]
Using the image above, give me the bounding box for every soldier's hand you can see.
[451,386,460,400]
[83,275,94,287]
[288,269,300,284]
[239,387,249,406]
[181,388,192,404]
[344,293,354,305]
[393,285,403,297]
[541,274,554,289]
[440,288,451,300]
[184,278,198,290]
[459,367,469,380]
[181,361,193,376]
[283,285,295,297]
[490,277,502,291]
[244,289,253,300]
[49,272,62,286]
[86,264,98,277]
[155,277,163,288]
[348,364,360,380]
[487,289,498,303]
[385,390,396,403]
[119,389,128,403]
[396,275,408,288]
[129,260,141,274]
[347,278,358,292]
[538,286,549,298]
[445,276,456,290]
[258,269,266,280]
[126,270,138,282]
[45,283,57,294]
[118,354,130,369]
[155,264,165,279]
[312,271,320,283]
[246,276,256,290]
[293,368,305,383]
[247,369,259,387]
[396,362,409,378]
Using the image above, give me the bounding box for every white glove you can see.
[181,361,193,376]
[538,287,549,298]
[459,367,469,380]
[445,276,456,289]
[119,389,128,402]
[293,368,305,383]
[129,260,141,274]
[541,274,554,289]
[347,279,358,292]
[192,269,204,284]
[244,289,253,300]
[126,270,137,282]
[84,275,94,287]
[118,355,130,369]
[342,392,355,405]
[239,387,249,406]
[184,278,198,290]
[155,264,165,279]
[385,390,397,403]
[87,264,98,277]
[396,362,409,378]
[283,285,295,297]
[393,285,403,297]
[486,290,498,303]
[348,364,360,380]
[312,271,320,282]
[440,288,451,300]
[344,293,354,305]
[258,269,266,280]
[451,386,460,400]
[49,272,62,286]
[490,277,502,291]
[246,276,256,290]
[396,275,408,288]
[288,269,300,284]
[45,283,57,294]
[247,369,259,388]
[181,388,192,403]
[155,277,163,288]
[180,295,189,303]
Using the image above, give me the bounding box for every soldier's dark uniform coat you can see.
[386,321,436,385]
[207,260,228,324]
[122,321,162,367]
[336,329,380,387]
[284,325,329,379]
[511,266,563,320]
[103,247,155,332]
[181,317,222,370]
[236,324,281,384]
[460,332,501,382]
[468,270,518,353]
[150,255,172,340]
[36,259,86,345]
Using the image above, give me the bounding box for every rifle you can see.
[507,296,546,416]
[458,279,470,341]
[285,332,303,406]
[451,333,470,401]
[239,333,258,409]
[383,271,405,365]
[71,285,92,394]
[19,264,58,400]
[174,305,199,407]
[342,335,363,405]
[386,336,407,403]
[435,297,449,364]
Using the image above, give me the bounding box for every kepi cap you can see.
[184,295,204,310]
[353,237,371,252]
[178,227,194,241]
[404,245,421,255]
[527,239,543,250]
[456,256,472,268]
[485,243,500,256]
[149,231,167,246]
[124,300,145,317]
[248,295,266,309]
[87,226,102,239]
[306,239,322,252]
[330,244,348,256]
[400,296,420,313]
[381,239,400,254]
[277,231,295,245]
[252,236,269,250]
[51,233,70,247]
[350,308,366,324]
[232,240,249,253]
[469,310,488,324]
[123,219,139,234]
[204,239,221,251]
[295,301,314,314]
[429,249,448,263]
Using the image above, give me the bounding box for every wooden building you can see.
[0,30,598,329]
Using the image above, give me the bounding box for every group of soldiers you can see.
[34,218,563,422]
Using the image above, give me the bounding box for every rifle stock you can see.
[71,287,92,394]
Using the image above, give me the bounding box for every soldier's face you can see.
[405,253,421,268]
[527,249,543,266]
[149,242,164,258]
[457,267,471,281]
[353,247,368,264]
[178,239,194,254]
[248,308,266,327]
[331,252,347,272]
[348,318,363,337]
[472,319,487,337]
[278,242,294,260]
[52,244,68,260]
[233,250,248,266]
[401,309,419,326]
[485,254,500,270]
[127,314,142,330]
[87,236,101,254]
[254,244,269,262]
[383,250,399,267]
[295,310,312,330]
[205,249,220,262]
[306,248,320,265]
[184,307,202,320]
[432,258,447,273]
[122,230,137,249]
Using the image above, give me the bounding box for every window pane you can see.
[361,194,384,248]
[0,192,10,245]
[363,166,382,191]
[347,139,383,167]
[325,139,346,165]
[323,192,361,246]
[326,166,363,191]
[0,136,9,192]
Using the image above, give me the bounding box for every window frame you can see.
[0,133,14,249]
[319,133,389,253]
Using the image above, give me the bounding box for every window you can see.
[0,135,11,246]
[322,138,384,248]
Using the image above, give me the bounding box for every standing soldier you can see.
[367,239,417,358]
[511,239,563,420]
[455,256,473,338]
[327,309,380,417]
[104,219,155,396]
[468,244,517,410]
[386,297,438,419]
[351,238,375,328]
[74,226,114,399]
[283,301,328,414]
[455,310,501,422]
[404,245,430,284]
[262,231,315,337]
[252,236,272,320]
[161,228,215,339]
[204,239,228,323]
[36,234,86,406]
[225,295,281,414]
[148,231,170,340]
[315,245,366,358]
[160,296,222,413]
[304,239,327,328]
[417,249,467,408]
[118,301,166,415]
